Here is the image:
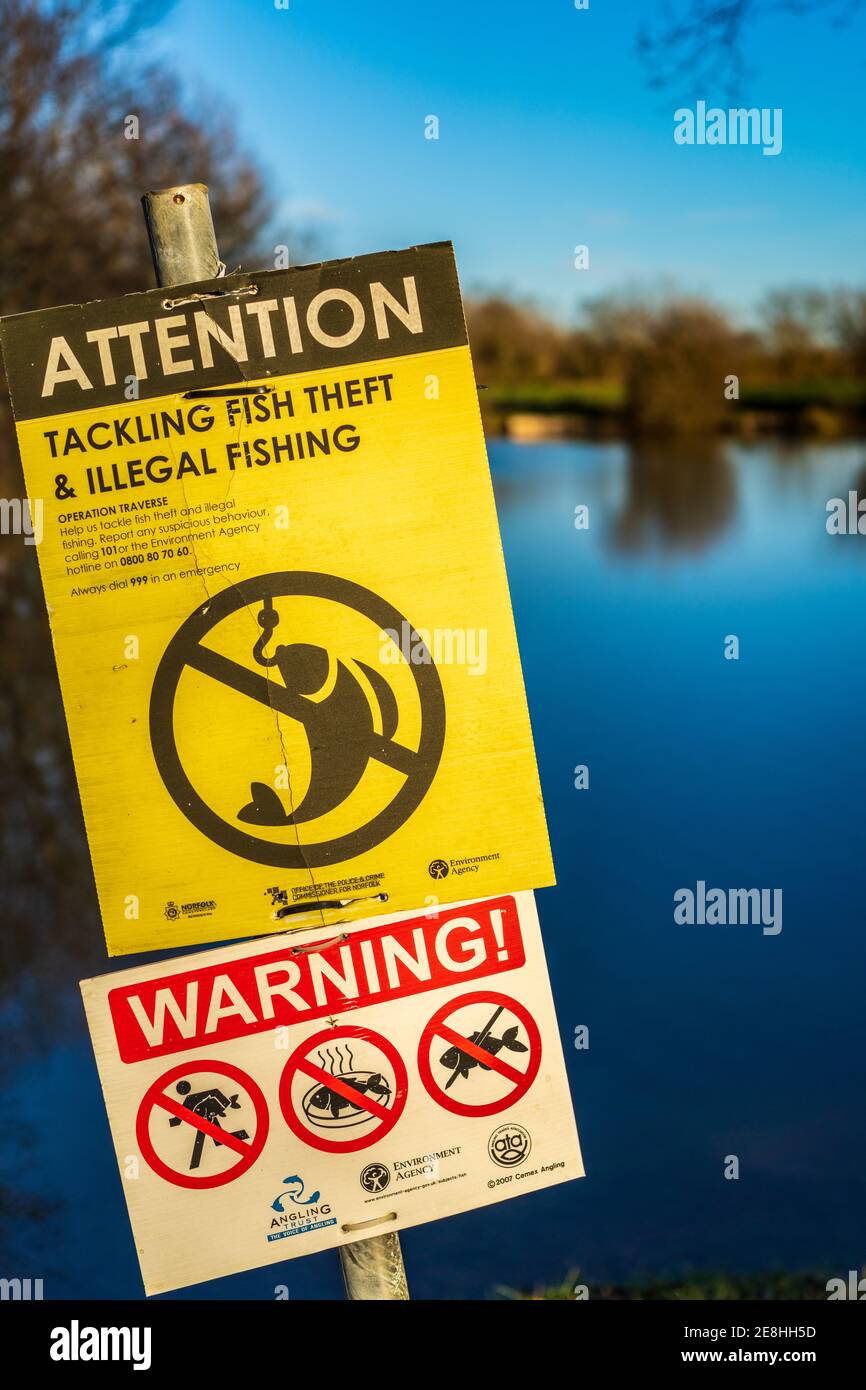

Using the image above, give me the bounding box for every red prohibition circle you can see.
[136,1059,269,1190]
[279,1025,408,1155]
[418,990,542,1118]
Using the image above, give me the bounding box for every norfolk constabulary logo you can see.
[164,898,216,922]
[150,572,446,869]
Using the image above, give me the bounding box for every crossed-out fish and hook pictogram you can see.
[238,591,405,827]
[150,572,446,868]
[438,1004,528,1090]
[418,991,543,1118]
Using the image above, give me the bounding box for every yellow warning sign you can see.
[1,243,554,954]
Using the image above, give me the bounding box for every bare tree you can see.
[0,0,305,995]
[0,1,277,311]
[637,0,858,93]
[467,297,583,383]
[830,290,866,375]
[0,0,317,490]
[756,288,835,378]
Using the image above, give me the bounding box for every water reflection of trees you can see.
[610,440,737,554]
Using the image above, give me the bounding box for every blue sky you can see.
[151,0,864,323]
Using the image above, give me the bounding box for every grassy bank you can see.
[501,1270,842,1300]
[480,379,866,439]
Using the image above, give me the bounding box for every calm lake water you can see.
[2,437,865,1299]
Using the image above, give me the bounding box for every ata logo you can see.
[488,1124,532,1167]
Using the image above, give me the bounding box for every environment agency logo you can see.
[360,1162,391,1194]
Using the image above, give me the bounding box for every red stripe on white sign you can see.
[109,896,523,1063]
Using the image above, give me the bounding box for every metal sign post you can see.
[139,181,410,1301]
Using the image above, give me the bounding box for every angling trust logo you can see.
[267,1174,335,1242]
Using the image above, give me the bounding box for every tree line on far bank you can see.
[467,287,866,436]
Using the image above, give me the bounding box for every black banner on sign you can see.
[0,242,467,419]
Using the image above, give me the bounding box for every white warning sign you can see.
[80,891,584,1294]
